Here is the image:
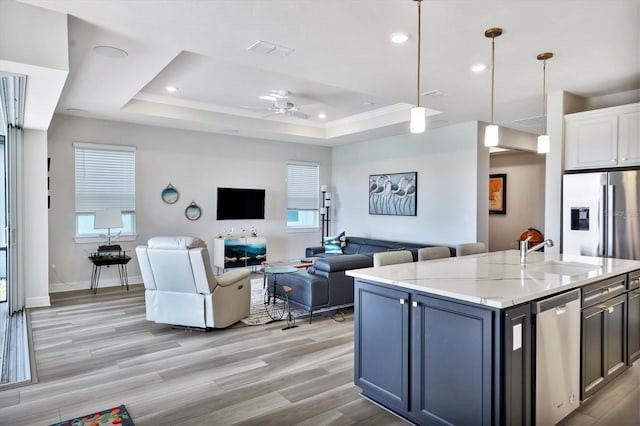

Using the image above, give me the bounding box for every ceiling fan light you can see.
[410,106,426,133]
[537,134,550,153]
[485,124,499,147]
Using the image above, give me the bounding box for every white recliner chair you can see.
[136,236,251,328]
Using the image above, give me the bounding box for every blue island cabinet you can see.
[354,279,532,426]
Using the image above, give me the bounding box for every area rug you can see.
[50,404,134,426]
[240,278,308,326]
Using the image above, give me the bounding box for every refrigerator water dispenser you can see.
[570,207,589,231]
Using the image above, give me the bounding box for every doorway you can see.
[0,135,6,303]
[489,150,546,251]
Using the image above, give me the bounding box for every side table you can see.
[88,254,131,294]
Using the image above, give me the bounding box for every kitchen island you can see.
[346,250,640,426]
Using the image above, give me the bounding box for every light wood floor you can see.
[0,285,638,426]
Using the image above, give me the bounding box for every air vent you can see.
[247,40,294,57]
[513,116,543,126]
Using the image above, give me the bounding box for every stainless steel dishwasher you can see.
[534,288,581,425]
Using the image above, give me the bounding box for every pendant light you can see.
[484,28,502,147]
[410,0,425,133]
[537,52,553,154]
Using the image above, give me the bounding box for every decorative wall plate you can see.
[185,201,202,221]
[161,183,179,204]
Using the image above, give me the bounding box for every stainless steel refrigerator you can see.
[562,170,639,260]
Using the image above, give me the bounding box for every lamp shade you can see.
[94,209,123,229]
[484,124,499,147]
[537,134,550,154]
[410,106,426,133]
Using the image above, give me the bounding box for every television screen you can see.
[217,187,265,220]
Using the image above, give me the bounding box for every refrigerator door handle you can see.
[607,184,614,257]
[598,184,606,257]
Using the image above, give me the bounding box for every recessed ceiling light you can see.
[165,86,178,93]
[471,64,486,73]
[92,45,128,58]
[390,32,409,44]
[318,113,327,119]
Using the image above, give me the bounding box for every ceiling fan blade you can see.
[240,105,271,110]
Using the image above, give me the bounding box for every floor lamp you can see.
[320,186,331,245]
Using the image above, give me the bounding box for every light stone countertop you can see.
[346,250,640,309]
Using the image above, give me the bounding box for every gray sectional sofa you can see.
[305,236,455,260]
[269,237,455,321]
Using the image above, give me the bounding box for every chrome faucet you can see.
[520,236,554,265]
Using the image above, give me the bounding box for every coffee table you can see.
[262,260,313,324]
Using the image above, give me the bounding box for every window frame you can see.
[73,142,137,243]
[286,161,320,232]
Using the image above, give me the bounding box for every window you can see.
[74,142,136,239]
[287,161,319,230]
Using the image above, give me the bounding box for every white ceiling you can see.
[20,0,640,145]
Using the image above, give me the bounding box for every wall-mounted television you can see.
[217,187,265,220]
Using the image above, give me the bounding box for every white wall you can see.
[0,0,68,131]
[23,129,50,307]
[0,0,68,71]
[47,115,331,292]
[545,90,587,255]
[489,151,546,251]
[331,121,486,247]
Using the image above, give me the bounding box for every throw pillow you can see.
[324,231,346,254]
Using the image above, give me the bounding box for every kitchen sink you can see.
[526,260,601,276]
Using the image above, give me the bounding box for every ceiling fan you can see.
[243,89,310,119]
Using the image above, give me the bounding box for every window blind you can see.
[74,143,136,212]
[287,162,319,210]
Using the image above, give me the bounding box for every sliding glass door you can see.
[0,135,5,303]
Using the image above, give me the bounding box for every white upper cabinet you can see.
[565,103,640,170]
[618,108,640,165]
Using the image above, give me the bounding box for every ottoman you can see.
[267,269,329,322]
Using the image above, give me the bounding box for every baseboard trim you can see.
[25,296,50,308]
[49,275,142,293]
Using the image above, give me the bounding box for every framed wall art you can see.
[369,172,417,216]
[161,183,179,204]
[185,201,202,221]
[489,173,507,214]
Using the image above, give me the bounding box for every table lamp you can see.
[94,209,123,251]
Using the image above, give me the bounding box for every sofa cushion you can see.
[324,231,346,254]
[313,254,373,273]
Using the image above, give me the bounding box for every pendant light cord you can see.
[541,58,547,134]
[490,35,495,125]
[416,0,422,108]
